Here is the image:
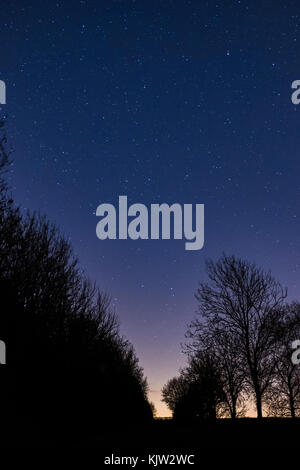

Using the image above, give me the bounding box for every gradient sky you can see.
[1,0,300,416]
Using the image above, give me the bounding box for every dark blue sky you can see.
[1,0,300,415]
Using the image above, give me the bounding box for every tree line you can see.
[163,254,300,420]
[0,120,153,439]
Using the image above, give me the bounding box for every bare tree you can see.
[186,326,246,418]
[266,302,300,418]
[0,122,153,434]
[162,351,225,420]
[189,254,287,418]
[184,351,225,420]
[162,375,189,414]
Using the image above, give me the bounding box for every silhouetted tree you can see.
[162,376,189,414]
[185,326,246,418]
[163,351,225,421]
[183,351,225,420]
[189,255,287,418]
[149,401,157,418]
[0,122,153,439]
[266,302,300,418]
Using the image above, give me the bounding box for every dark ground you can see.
[1,417,299,451]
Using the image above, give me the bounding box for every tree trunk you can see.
[231,399,237,419]
[289,394,296,419]
[256,393,263,419]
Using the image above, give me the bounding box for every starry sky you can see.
[1,0,300,416]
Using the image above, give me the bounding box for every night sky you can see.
[1,0,300,416]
